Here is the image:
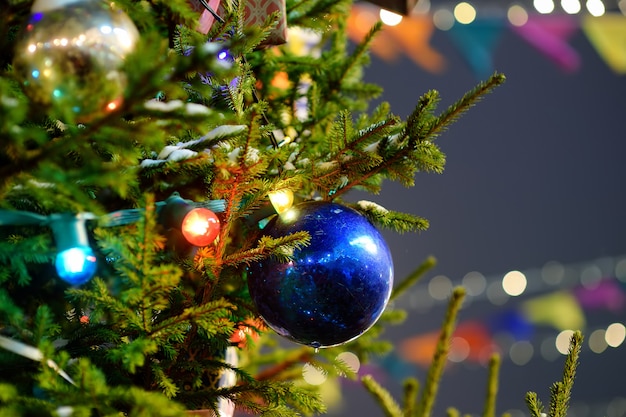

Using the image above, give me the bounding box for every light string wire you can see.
[0,194,227,229]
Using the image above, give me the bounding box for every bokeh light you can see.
[509,340,534,365]
[561,0,581,13]
[502,270,527,296]
[507,5,528,26]
[605,322,626,347]
[462,271,487,296]
[542,260,565,285]
[540,336,560,361]
[448,337,471,362]
[588,329,608,354]
[607,397,626,417]
[555,329,575,355]
[454,2,477,24]
[414,0,431,14]
[534,0,555,13]
[433,9,455,30]
[379,9,403,26]
[335,351,361,375]
[586,0,606,15]
[580,264,602,288]
[428,275,453,300]
[487,280,509,305]
[302,362,327,385]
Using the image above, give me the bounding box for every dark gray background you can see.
[333,17,626,417]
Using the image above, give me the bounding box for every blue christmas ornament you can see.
[247,201,394,348]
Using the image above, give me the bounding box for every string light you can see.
[587,0,606,15]
[0,194,227,285]
[561,0,582,13]
[49,213,98,285]
[370,0,619,18]
[268,189,295,215]
[159,194,221,247]
[55,247,97,285]
[0,210,98,285]
[432,0,611,17]
[379,8,403,25]
[534,0,555,13]
[180,207,220,247]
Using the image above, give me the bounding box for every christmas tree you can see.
[0,0,580,415]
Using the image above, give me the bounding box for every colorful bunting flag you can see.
[347,5,626,76]
[511,14,580,72]
[521,291,585,331]
[446,17,505,78]
[582,13,626,74]
[347,4,405,61]
[399,330,439,367]
[489,309,533,341]
[399,321,493,367]
[385,15,445,73]
[347,4,445,73]
[573,279,626,313]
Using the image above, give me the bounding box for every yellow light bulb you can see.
[269,189,294,214]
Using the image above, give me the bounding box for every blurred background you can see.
[325,1,626,415]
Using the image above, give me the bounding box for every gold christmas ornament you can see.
[12,0,139,123]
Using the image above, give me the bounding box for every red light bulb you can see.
[181,208,220,246]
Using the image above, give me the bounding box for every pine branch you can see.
[549,330,582,417]
[425,73,506,141]
[362,374,404,417]
[404,90,440,144]
[526,331,582,417]
[446,408,461,417]
[241,231,312,265]
[149,299,236,342]
[32,306,61,343]
[338,20,382,90]
[416,287,466,417]
[525,392,544,417]
[482,354,501,417]
[254,349,312,381]
[354,199,429,234]
[403,378,420,417]
[391,256,437,301]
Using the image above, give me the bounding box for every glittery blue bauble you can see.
[247,201,394,348]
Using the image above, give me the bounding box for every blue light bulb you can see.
[55,246,97,286]
[217,49,232,62]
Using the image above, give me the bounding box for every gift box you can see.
[189,0,288,46]
[244,0,288,46]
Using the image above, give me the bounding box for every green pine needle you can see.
[391,256,437,301]
[482,354,501,417]
[416,287,466,417]
[362,374,404,417]
[403,378,420,417]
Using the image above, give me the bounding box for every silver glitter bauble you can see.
[13,0,139,123]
